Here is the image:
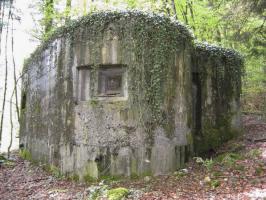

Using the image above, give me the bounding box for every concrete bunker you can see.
[20,11,243,179]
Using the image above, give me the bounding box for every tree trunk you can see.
[163,0,171,16]
[11,14,19,120]
[83,0,87,15]
[0,1,12,145]
[171,0,178,20]
[65,0,72,22]
[7,90,14,158]
[44,0,54,33]
[187,0,195,30]
[0,1,7,56]
[263,65,266,120]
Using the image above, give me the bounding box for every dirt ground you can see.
[0,114,265,200]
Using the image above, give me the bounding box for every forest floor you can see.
[0,114,265,200]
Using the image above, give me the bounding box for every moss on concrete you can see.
[83,161,99,180]
[107,187,129,200]
[19,149,32,161]
[195,116,241,154]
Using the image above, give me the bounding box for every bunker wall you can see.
[20,12,194,178]
[193,44,244,154]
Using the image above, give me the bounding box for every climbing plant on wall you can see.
[194,42,244,153]
[29,0,265,117]
[23,11,194,140]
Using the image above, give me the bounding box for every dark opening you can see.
[98,67,124,97]
[185,145,190,162]
[95,150,111,176]
[192,72,202,134]
[21,93,27,110]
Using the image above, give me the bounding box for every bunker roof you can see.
[24,10,243,71]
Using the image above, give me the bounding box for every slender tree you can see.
[0,0,7,56]
[7,89,14,158]
[44,0,54,33]
[0,0,12,145]
[11,12,19,120]
[171,0,178,20]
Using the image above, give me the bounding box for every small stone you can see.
[180,168,188,173]
[144,176,151,182]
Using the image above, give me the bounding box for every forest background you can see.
[0,0,265,152]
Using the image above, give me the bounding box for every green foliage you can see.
[193,43,244,152]
[195,152,244,173]
[192,1,265,114]
[255,164,264,176]
[49,165,62,178]
[211,171,223,178]
[19,149,32,161]
[195,117,241,154]
[19,149,64,178]
[45,164,63,178]
[2,160,15,167]
[246,149,262,158]
[203,174,221,189]
[0,154,15,167]
[89,99,99,107]
[100,175,122,183]
[33,0,264,116]
[67,173,79,182]
[130,173,139,180]
[83,174,97,184]
[107,187,129,200]
[87,184,109,200]
[215,152,243,168]
[194,157,214,171]
[165,0,264,114]
[210,179,220,189]
[25,10,245,149]
[195,42,244,99]
[174,170,187,179]
[0,154,7,161]
[43,0,55,33]
[196,126,220,153]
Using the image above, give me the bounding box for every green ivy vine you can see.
[23,11,244,140]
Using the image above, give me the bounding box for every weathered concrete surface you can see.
[193,45,243,154]
[20,12,242,179]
